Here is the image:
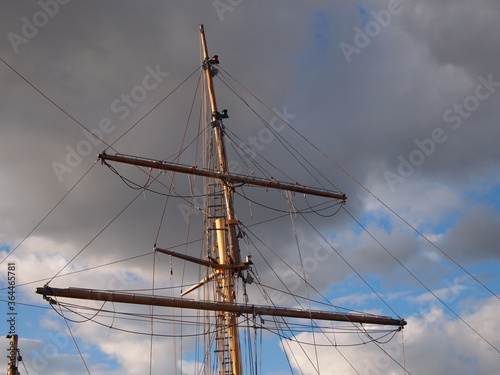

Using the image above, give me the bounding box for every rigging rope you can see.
[343,206,500,355]
[218,66,499,304]
[243,231,363,372]
[53,298,93,375]
[19,350,31,375]
[0,55,200,268]
[218,69,336,192]
[212,68,499,364]
[149,244,156,375]
[235,187,343,215]
[150,68,203,375]
[402,328,408,375]
[360,325,413,375]
[298,212,401,319]
[44,189,143,285]
[243,240,324,371]
[109,66,200,149]
[287,192,321,374]
[0,161,97,265]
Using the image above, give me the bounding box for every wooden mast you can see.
[6,334,19,375]
[199,23,241,266]
[199,23,242,375]
[35,25,406,374]
[89,24,346,375]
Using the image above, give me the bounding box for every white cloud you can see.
[406,284,468,304]
[283,297,500,374]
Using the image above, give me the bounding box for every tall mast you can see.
[199,24,242,375]
[6,334,20,375]
[36,24,406,375]
[199,24,241,265]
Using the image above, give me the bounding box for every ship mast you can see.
[36,25,405,375]
[6,334,20,375]
[199,23,242,375]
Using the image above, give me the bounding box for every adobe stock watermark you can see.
[177,106,296,223]
[339,0,406,64]
[7,0,71,54]
[51,64,169,182]
[385,73,499,192]
[213,0,244,21]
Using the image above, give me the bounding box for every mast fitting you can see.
[213,110,229,120]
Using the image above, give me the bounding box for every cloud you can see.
[406,283,468,304]
[440,204,500,262]
[283,296,500,374]
[401,0,500,73]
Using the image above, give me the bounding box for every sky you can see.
[1,0,500,374]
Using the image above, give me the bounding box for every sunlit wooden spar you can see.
[6,334,19,375]
[36,287,407,327]
[97,153,347,201]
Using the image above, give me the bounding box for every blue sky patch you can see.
[356,4,371,28]
[467,183,500,210]
[353,211,394,235]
